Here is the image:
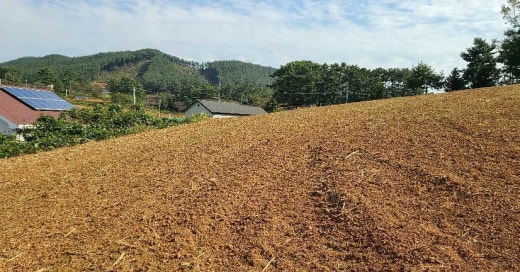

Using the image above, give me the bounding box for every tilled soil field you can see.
[0,86,519,271]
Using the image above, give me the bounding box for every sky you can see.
[0,0,508,74]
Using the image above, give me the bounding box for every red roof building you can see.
[0,85,73,136]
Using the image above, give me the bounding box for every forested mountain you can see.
[0,49,276,108]
[1,49,191,84]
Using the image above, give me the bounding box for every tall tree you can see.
[502,0,520,28]
[342,66,380,102]
[406,62,444,95]
[499,0,520,83]
[318,63,347,105]
[36,67,58,86]
[444,68,466,92]
[375,68,411,97]
[62,70,80,90]
[270,61,323,107]
[498,29,520,83]
[460,38,500,88]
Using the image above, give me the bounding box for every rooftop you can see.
[195,99,267,115]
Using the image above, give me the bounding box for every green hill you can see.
[0,49,276,107]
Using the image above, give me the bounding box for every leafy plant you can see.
[0,103,201,159]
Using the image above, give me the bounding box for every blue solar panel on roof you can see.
[2,86,74,110]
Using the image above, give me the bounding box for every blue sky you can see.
[1,0,506,73]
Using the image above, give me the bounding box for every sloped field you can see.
[0,86,519,271]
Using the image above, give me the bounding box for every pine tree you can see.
[444,68,466,92]
[460,38,500,88]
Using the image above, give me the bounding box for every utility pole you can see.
[346,84,349,103]
[217,74,222,102]
[133,87,136,107]
[158,98,161,118]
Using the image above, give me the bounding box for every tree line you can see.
[270,1,520,108]
[269,61,444,108]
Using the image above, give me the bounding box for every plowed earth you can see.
[0,86,519,271]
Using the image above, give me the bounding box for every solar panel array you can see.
[2,86,74,111]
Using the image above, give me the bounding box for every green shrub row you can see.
[0,104,207,158]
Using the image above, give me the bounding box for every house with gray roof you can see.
[185,99,267,119]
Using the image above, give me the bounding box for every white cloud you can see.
[0,0,507,74]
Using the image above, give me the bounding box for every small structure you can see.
[185,99,267,119]
[0,85,74,137]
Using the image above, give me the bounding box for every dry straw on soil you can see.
[0,85,519,271]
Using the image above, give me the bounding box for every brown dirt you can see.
[0,85,519,271]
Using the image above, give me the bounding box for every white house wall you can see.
[0,115,17,136]
[212,114,240,118]
[185,102,214,118]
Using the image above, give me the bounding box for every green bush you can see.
[0,134,34,158]
[185,113,208,123]
[0,103,203,159]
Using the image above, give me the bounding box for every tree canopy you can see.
[444,68,466,92]
[499,0,520,83]
[271,61,324,107]
[502,0,520,28]
[270,61,444,108]
[498,29,520,83]
[406,62,444,95]
[461,38,500,88]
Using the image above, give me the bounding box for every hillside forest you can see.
[0,1,519,111]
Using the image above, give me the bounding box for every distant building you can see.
[0,85,74,138]
[185,99,267,119]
